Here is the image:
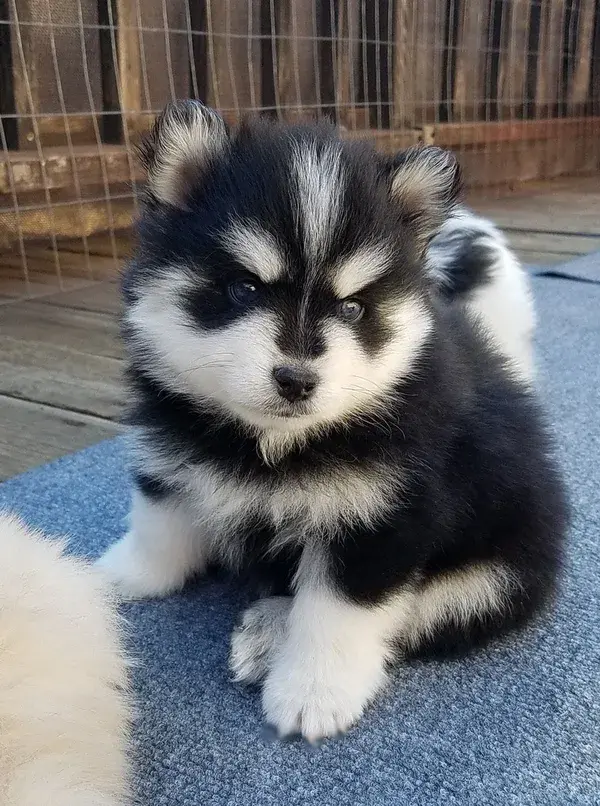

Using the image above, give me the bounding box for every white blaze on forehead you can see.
[292,141,344,261]
[221,222,286,283]
[334,244,393,298]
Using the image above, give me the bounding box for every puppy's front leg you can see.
[262,548,411,742]
[96,487,206,599]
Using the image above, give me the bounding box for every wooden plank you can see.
[497,0,530,119]
[206,0,261,115]
[341,127,422,152]
[275,0,319,121]
[470,190,600,236]
[0,301,122,358]
[453,0,489,122]
[514,248,580,266]
[505,230,600,257]
[0,272,92,301]
[0,0,18,150]
[38,282,121,315]
[432,117,600,147]
[0,146,144,195]
[0,244,122,279]
[535,0,566,117]
[0,334,123,418]
[0,197,134,247]
[568,0,596,116]
[393,0,446,127]
[10,0,102,148]
[335,0,367,129]
[0,395,119,481]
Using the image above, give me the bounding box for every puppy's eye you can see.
[338,299,365,323]
[228,278,261,306]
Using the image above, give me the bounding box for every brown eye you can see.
[338,299,365,323]
[228,278,262,306]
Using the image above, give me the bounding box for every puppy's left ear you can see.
[388,146,461,250]
[138,99,229,208]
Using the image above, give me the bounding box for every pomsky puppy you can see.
[98,101,567,741]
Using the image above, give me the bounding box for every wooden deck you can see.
[1,175,599,480]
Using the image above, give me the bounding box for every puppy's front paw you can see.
[95,531,184,600]
[262,648,387,742]
[230,597,291,684]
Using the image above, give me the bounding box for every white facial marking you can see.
[292,140,343,262]
[128,266,433,451]
[333,243,393,298]
[126,270,286,421]
[221,222,286,283]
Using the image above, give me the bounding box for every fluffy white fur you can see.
[427,207,536,383]
[221,222,285,283]
[0,513,131,806]
[99,441,403,595]
[230,559,516,740]
[292,140,343,261]
[96,489,206,599]
[333,243,394,298]
[146,101,228,207]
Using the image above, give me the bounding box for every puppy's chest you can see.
[178,460,397,552]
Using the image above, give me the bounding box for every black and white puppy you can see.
[98,101,567,741]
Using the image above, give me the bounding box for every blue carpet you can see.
[1,266,599,806]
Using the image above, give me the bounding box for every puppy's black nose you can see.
[273,366,318,402]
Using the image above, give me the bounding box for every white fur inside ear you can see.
[390,147,460,243]
[147,101,228,207]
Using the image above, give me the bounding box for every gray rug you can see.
[1,258,599,806]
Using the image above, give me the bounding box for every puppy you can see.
[0,513,131,804]
[97,102,566,741]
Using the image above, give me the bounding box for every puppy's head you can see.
[126,101,460,439]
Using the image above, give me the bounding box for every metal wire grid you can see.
[0,0,599,300]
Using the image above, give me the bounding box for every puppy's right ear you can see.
[138,100,229,208]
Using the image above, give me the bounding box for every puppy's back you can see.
[0,513,131,806]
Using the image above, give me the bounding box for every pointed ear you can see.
[388,146,462,250]
[138,100,229,208]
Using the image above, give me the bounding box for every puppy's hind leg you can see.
[96,487,206,599]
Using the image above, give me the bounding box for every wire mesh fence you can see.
[1,0,600,299]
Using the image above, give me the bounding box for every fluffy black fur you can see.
[122,107,567,657]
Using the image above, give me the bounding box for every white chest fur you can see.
[133,434,401,566]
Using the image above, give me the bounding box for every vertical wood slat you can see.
[206,0,261,119]
[0,0,18,148]
[275,0,319,121]
[453,2,490,123]
[116,0,190,137]
[568,0,596,115]
[360,0,393,128]
[535,0,567,117]
[497,0,531,120]
[590,0,600,116]
[98,0,122,144]
[10,0,102,147]
[393,0,446,128]
[335,0,368,129]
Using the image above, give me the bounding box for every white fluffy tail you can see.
[427,206,536,384]
[0,513,132,806]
